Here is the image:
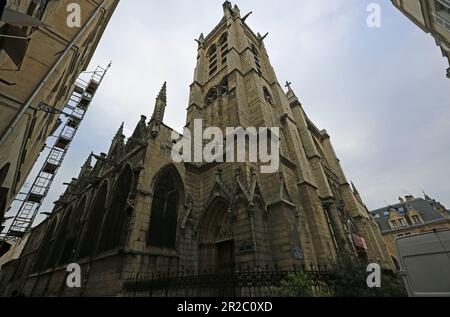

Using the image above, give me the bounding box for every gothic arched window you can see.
[208,44,217,56]
[220,32,228,45]
[263,87,273,105]
[98,166,133,253]
[206,87,218,105]
[59,198,86,265]
[33,218,58,273]
[147,167,182,249]
[47,208,73,268]
[77,183,108,259]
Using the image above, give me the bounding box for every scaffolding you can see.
[0,64,111,242]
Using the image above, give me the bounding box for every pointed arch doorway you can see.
[198,199,235,273]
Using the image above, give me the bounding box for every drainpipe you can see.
[0,0,110,147]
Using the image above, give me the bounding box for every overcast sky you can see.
[9,0,450,226]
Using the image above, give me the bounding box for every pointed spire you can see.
[152,82,167,122]
[223,1,239,18]
[79,152,93,179]
[83,152,93,168]
[195,33,205,48]
[223,1,232,11]
[108,123,126,161]
[115,122,124,138]
[158,81,167,103]
[233,4,241,15]
[131,115,147,139]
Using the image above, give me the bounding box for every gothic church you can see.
[0,2,393,297]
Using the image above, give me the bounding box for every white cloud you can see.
[13,0,450,227]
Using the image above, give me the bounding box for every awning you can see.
[1,8,47,27]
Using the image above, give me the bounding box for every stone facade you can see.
[0,0,120,224]
[370,194,450,269]
[0,2,394,297]
[392,0,450,79]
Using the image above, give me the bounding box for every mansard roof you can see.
[370,197,450,233]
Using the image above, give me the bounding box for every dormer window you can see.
[391,218,407,229]
[411,215,423,224]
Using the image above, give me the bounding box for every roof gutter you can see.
[0,0,110,147]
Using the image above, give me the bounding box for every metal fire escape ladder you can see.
[0,64,111,242]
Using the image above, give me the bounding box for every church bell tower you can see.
[183,1,343,269]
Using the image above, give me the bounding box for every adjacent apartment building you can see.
[0,0,119,224]
[392,0,450,78]
[370,194,450,268]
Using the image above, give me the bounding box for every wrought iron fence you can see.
[123,264,333,297]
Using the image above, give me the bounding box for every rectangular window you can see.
[435,0,450,30]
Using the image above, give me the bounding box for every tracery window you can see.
[77,183,108,258]
[98,166,133,253]
[33,218,57,272]
[147,168,180,249]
